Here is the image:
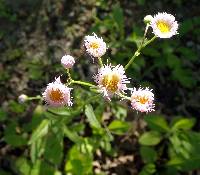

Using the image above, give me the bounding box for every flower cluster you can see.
[39,12,178,113]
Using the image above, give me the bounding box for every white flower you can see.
[84,33,107,58]
[18,94,28,104]
[42,77,72,107]
[131,87,155,113]
[150,12,178,38]
[61,55,75,69]
[94,64,130,100]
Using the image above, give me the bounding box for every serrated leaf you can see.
[85,104,101,129]
[139,131,162,146]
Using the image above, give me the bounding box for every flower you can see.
[84,33,107,58]
[18,94,28,104]
[150,12,178,38]
[42,77,72,107]
[61,55,75,69]
[94,64,130,100]
[130,87,155,113]
[144,15,153,24]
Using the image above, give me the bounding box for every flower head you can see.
[150,12,178,38]
[94,64,130,100]
[144,15,153,24]
[84,33,107,58]
[42,77,72,107]
[131,87,155,113]
[61,55,75,69]
[18,94,28,104]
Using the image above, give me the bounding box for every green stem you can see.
[98,57,103,67]
[66,69,72,85]
[118,93,131,101]
[143,35,157,47]
[27,96,42,101]
[71,80,96,88]
[125,35,157,70]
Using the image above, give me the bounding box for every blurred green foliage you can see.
[0,0,200,175]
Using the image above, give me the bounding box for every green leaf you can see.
[139,163,156,175]
[30,138,44,163]
[167,54,181,69]
[44,132,63,164]
[85,104,101,129]
[139,131,162,146]
[4,134,27,147]
[108,120,130,135]
[145,115,170,132]
[30,159,55,175]
[65,145,93,175]
[172,68,196,88]
[143,47,161,57]
[29,119,49,145]
[112,4,124,33]
[140,146,157,163]
[15,157,31,175]
[172,118,195,130]
[111,104,127,119]
[63,125,82,143]
[166,156,200,171]
[0,108,7,121]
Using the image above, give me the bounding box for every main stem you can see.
[125,35,157,71]
[71,80,96,88]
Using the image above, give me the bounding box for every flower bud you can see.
[61,55,75,69]
[144,15,153,24]
[18,94,28,104]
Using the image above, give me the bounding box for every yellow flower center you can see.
[90,42,99,49]
[49,89,64,102]
[138,96,148,104]
[102,73,120,92]
[156,21,170,33]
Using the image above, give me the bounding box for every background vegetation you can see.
[0,0,200,174]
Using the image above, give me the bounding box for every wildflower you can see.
[150,12,178,38]
[144,15,153,24]
[61,55,75,69]
[94,64,130,100]
[42,77,72,107]
[18,94,28,104]
[84,33,107,58]
[130,87,155,113]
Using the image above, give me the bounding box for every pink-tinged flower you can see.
[150,12,178,38]
[94,64,130,100]
[61,55,75,69]
[42,77,72,107]
[84,33,107,58]
[131,87,155,113]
